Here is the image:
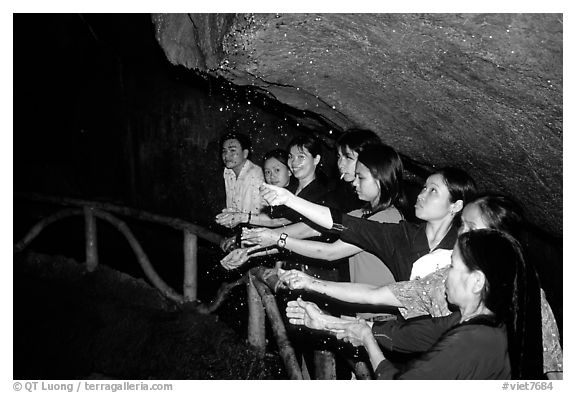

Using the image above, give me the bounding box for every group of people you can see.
[213,129,562,380]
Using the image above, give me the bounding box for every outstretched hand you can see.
[241,227,279,247]
[325,317,373,347]
[220,236,237,253]
[285,298,329,330]
[220,245,260,270]
[278,268,314,290]
[215,208,244,229]
[259,183,294,206]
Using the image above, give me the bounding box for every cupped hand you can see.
[220,246,257,270]
[259,183,294,206]
[215,208,243,229]
[325,318,372,347]
[220,236,237,253]
[278,268,313,290]
[285,298,328,330]
[241,227,279,247]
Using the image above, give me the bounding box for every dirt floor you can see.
[13,252,287,379]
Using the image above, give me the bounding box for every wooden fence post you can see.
[353,360,372,379]
[183,230,198,302]
[84,207,98,272]
[247,271,266,356]
[314,350,336,380]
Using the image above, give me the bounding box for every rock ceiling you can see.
[152,13,562,237]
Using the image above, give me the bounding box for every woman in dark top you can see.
[248,167,477,281]
[286,229,543,379]
[333,128,382,213]
[279,135,343,280]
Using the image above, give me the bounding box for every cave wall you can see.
[152,13,562,238]
[14,14,343,230]
[127,72,334,227]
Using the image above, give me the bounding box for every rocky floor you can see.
[13,252,286,380]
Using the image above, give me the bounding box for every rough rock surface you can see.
[152,13,562,237]
[14,252,285,379]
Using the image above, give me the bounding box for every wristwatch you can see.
[277,233,288,249]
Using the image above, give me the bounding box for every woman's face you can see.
[445,243,477,307]
[415,174,458,222]
[264,157,291,188]
[337,146,359,183]
[459,202,489,235]
[288,145,319,181]
[352,161,380,206]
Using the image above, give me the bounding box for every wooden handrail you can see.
[93,209,183,302]
[15,192,223,245]
[14,192,227,303]
[250,267,304,380]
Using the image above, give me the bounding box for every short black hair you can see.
[471,193,525,239]
[263,149,290,168]
[337,128,381,154]
[357,144,408,214]
[433,167,477,226]
[220,132,251,152]
[287,134,322,158]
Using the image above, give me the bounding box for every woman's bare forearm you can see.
[271,221,321,239]
[285,238,360,261]
[307,278,402,307]
[363,332,386,371]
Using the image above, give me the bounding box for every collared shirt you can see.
[223,159,264,214]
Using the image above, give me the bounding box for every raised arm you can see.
[279,269,402,307]
[260,184,334,229]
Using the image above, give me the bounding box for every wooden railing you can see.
[14,192,371,379]
[14,192,223,303]
[246,266,372,380]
